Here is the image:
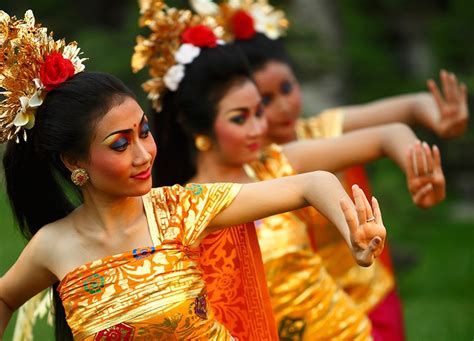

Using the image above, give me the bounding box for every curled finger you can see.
[412,183,434,207]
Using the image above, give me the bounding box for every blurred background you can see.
[1,0,473,339]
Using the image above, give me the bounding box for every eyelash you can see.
[281,81,293,95]
[261,81,293,107]
[110,122,151,152]
[230,115,246,125]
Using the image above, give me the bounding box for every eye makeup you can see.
[102,114,150,151]
[226,109,249,125]
[280,80,293,95]
[103,133,130,151]
[140,120,151,137]
[261,95,272,107]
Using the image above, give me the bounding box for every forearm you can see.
[211,171,352,247]
[379,123,418,171]
[301,171,353,246]
[285,122,419,175]
[342,92,432,132]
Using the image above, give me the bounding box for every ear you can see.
[60,154,85,173]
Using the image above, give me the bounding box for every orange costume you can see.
[246,145,372,340]
[296,108,405,340]
[55,183,275,340]
[14,184,277,340]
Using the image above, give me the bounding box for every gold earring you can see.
[195,135,212,152]
[71,168,89,187]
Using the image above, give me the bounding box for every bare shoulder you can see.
[25,213,77,272]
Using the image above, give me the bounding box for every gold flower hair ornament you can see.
[189,0,289,41]
[0,10,86,143]
[131,0,224,111]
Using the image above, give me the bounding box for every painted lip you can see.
[131,167,151,180]
[247,142,261,152]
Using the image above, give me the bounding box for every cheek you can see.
[215,123,245,152]
[289,86,302,112]
[89,150,129,179]
[264,104,280,123]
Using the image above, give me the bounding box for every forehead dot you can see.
[134,124,137,127]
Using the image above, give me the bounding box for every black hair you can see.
[232,33,293,72]
[2,71,135,340]
[153,44,253,186]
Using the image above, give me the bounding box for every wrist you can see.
[412,92,437,130]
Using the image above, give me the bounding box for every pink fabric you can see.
[369,289,406,341]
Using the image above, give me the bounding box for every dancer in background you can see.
[189,1,467,339]
[132,2,445,338]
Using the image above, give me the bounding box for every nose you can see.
[275,95,293,119]
[132,139,153,166]
[248,115,267,138]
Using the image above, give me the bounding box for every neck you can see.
[76,188,145,235]
[191,151,252,184]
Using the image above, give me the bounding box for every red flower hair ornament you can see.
[40,52,76,91]
[232,10,256,40]
[182,25,218,48]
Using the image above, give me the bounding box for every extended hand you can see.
[406,140,446,208]
[340,185,386,267]
[427,69,469,139]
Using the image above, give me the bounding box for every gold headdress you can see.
[190,0,289,41]
[0,10,86,143]
[131,0,224,111]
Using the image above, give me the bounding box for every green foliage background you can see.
[1,0,472,339]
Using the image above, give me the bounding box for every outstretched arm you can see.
[342,70,469,139]
[284,123,415,174]
[284,123,445,209]
[209,171,385,266]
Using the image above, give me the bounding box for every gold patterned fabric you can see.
[57,183,241,340]
[246,145,372,340]
[296,108,395,312]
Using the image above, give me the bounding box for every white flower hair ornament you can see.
[0,10,86,143]
[190,0,289,41]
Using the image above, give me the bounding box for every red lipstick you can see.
[132,168,151,180]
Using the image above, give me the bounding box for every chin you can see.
[129,180,153,196]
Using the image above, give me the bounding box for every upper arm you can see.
[283,126,386,174]
[0,229,57,312]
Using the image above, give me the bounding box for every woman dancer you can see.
[189,1,466,339]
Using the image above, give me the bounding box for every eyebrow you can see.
[102,113,146,141]
[225,107,249,115]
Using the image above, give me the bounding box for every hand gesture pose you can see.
[406,140,446,208]
[340,185,386,267]
[426,69,469,139]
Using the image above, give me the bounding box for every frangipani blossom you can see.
[163,64,185,92]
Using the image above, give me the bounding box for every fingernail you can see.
[374,238,381,245]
